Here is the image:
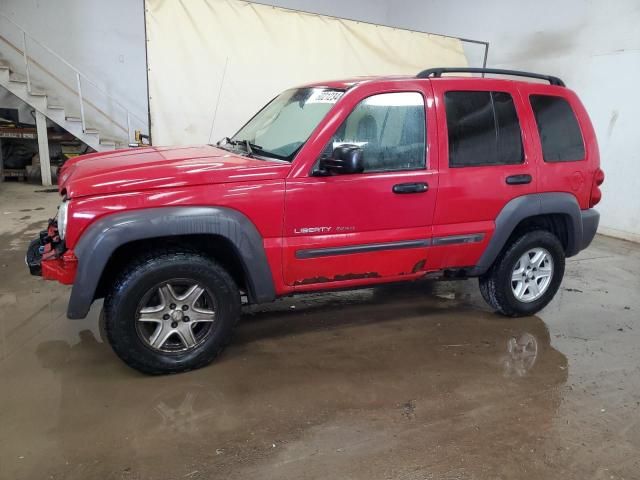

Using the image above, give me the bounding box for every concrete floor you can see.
[0,181,639,480]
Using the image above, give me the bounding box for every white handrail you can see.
[76,73,87,133]
[0,11,148,138]
[21,31,31,93]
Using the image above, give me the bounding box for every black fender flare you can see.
[67,206,275,319]
[469,193,584,276]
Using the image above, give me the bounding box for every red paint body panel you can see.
[58,145,289,199]
[64,180,287,246]
[42,250,77,285]
[284,80,440,286]
[64,181,290,295]
[44,75,601,297]
[428,79,539,269]
[516,82,600,209]
[430,221,494,270]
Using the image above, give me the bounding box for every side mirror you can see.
[317,144,364,175]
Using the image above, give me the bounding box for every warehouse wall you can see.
[0,0,385,133]
[252,1,488,68]
[0,0,478,135]
[146,0,467,145]
[254,0,391,24]
[250,0,640,241]
[0,0,149,132]
[1,0,636,240]
[385,0,640,240]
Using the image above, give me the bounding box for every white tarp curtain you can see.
[145,0,468,146]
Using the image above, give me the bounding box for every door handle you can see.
[392,182,429,194]
[505,174,532,185]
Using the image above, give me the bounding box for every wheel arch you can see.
[470,193,583,276]
[95,234,249,303]
[68,207,276,319]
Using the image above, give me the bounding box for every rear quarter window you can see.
[530,95,585,162]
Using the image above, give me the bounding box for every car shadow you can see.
[235,279,497,345]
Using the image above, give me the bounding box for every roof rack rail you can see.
[416,67,565,87]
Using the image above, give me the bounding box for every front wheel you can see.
[103,251,240,374]
[479,230,565,317]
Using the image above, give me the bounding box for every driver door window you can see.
[324,92,426,172]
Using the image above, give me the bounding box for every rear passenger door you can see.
[429,80,538,270]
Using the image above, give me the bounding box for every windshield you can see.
[229,87,344,161]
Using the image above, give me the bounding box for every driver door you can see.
[283,87,438,289]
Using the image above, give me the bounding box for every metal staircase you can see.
[0,12,148,152]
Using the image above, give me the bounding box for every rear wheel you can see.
[104,250,240,374]
[479,230,565,316]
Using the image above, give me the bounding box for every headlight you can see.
[57,200,69,240]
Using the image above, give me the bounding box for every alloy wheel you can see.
[510,248,554,303]
[135,280,216,353]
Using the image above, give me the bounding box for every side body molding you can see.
[469,193,584,276]
[68,207,275,319]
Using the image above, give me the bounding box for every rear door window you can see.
[445,91,524,167]
[530,95,585,162]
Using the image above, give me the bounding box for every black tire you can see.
[479,230,565,317]
[103,250,240,374]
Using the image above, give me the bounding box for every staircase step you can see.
[0,64,132,152]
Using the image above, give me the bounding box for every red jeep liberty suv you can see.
[27,68,604,374]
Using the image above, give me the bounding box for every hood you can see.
[58,145,291,198]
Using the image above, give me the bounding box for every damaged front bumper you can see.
[26,219,77,285]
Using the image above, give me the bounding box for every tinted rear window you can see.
[445,91,523,167]
[530,95,585,162]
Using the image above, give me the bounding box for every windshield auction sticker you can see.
[307,90,344,104]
